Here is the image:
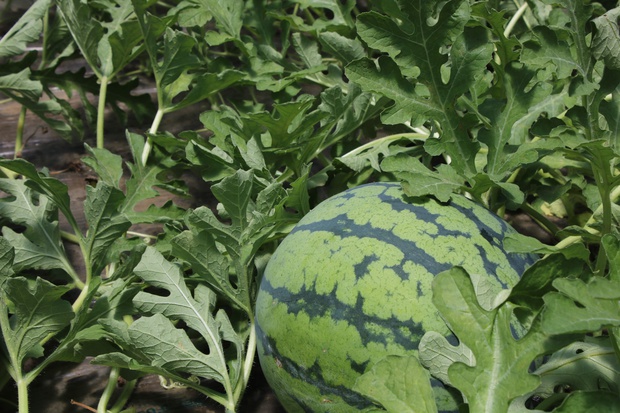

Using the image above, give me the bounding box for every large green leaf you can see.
[131,247,242,389]
[421,268,574,413]
[347,0,491,176]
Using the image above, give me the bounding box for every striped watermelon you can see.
[255,182,536,412]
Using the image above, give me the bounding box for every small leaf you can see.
[121,132,167,222]
[381,154,464,202]
[171,230,245,311]
[292,32,323,68]
[211,169,254,235]
[507,254,585,314]
[319,31,366,64]
[131,313,226,379]
[0,238,15,285]
[0,179,75,277]
[419,331,474,388]
[0,69,75,139]
[58,0,143,79]
[82,145,124,188]
[503,232,590,262]
[0,159,75,228]
[84,183,132,275]
[532,340,620,399]
[521,27,583,78]
[1,277,73,365]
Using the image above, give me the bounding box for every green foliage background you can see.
[0,0,619,412]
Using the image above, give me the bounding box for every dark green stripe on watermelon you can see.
[255,182,536,413]
[255,322,373,411]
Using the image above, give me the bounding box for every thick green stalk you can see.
[97,77,109,149]
[97,367,120,413]
[140,108,164,166]
[17,376,28,413]
[232,318,257,409]
[504,1,529,38]
[14,106,26,158]
[108,378,137,413]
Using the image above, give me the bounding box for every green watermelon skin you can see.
[255,182,536,412]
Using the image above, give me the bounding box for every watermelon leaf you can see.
[542,277,620,334]
[96,246,242,410]
[551,391,620,412]
[422,267,574,413]
[381,154,464,202]
[541,232,620,335]
[347,0,489,177]
[0,277,74,382]
[526,340,620,405]
[0,0,51,58]
[353,355,438,413]
[419,332,474,389]
[83,182,132,276]
[0,178,78,282]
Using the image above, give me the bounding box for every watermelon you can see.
[255,182,536,412]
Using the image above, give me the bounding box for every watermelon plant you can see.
[255,182,536,412]
[0,0,619,412]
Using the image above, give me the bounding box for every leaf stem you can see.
[141,108,164,166]
[108,378,136,413]
[72,235,96,313]
[16,376,28,413]
[338,133,428,161]
[97,367,120,413]
[60,229,81,244]
[97,77,109,149]
[14,106,26,158]
[233,318,257,407]
[520,203,562,238]
[504,1,529,38]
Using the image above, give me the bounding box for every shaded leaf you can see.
[0,0,51,58]
[0,277,73,366]
[592,7,620,70]
[0,179,75,277]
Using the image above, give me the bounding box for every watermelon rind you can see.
[255,182,536,413]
